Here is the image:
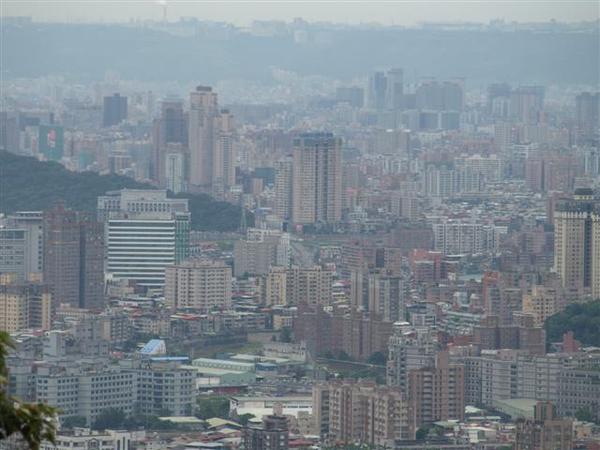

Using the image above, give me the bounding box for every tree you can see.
[237,413,255,425]
[91,408,126,430]
[575,406,596,423]
[0,331,57,449]
[195,396,230,420]
[60,416,87,429]
[366,351,387,366]
[280,327,292,343]
[545,300,600,346]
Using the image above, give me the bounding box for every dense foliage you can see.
[0,332,57,449]
[545,300,600,346]
[0,151,252,231]
[195,396,230,420]
[91,408,191,431]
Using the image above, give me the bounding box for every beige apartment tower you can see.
[0,279,51,333]
[554,188,600,297]
[292,132,342,225]
[165,260,232,312]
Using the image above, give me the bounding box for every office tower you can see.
[0,280,51,332]
[510,86,545,125]
[313,380,412,446]
[274,158,293,221]
[515,402,573,450]
[164,260,232,312]
[385,68,404,110]
[43,205,105,310]
[367,71,387,110]
[42,204,80,308]
[553,188,600,296]
[97,189,190,289]
[386,323,437,394]
[151,99,187,184]
[291,132,342,225]
[189,86,218,189]
[575,92,600,143]
[242,414,289,450]
[0,229,30,282]
[102,93,127,127]
[409,351,465,427]
[164,143,187,193]
[78,214,105,311]
[7,212,44,280]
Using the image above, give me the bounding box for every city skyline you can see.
[4,0,599,26]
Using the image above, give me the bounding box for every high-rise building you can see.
[274,158,293,221]
[164,260,232,312]
[7,211,44,280]
[0,229,30,282]
[213,108,236,199]
[151,99,187,184]
[189,86,219,189]
[97,189,190,289]
[234,229,290,277]
[284,265,332,307]
[313,380,413,447]
[408,351,465,427]
[575,92,599,143]
[553,188,600,296]
[515,402,573,450]
[188,86,236,197]
[367,71,387,110]
[385,68,404,110]
[291,132,342,225]
[0,279,51,332]
[43,204,104,309]
[102,93,127,127]
[242,414,289,450]
[163,144,187,193]
[510,86,545,125]
[387,322,437,394]
[351,269,405,322]
[487,83,511,116]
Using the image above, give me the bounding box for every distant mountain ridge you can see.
[0,151,250,231]
[2,22,598,85]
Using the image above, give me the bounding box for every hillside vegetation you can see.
[545,300,600,347]
[0,151,251,231]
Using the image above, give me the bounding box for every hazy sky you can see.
[3,1,599,26]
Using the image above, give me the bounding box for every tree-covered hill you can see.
[545,300,600,347]
[0,151,251,231]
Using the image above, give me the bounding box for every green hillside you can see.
[0,151,251,231]
[545,300,600,347]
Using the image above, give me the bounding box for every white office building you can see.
[98,190,190,288]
